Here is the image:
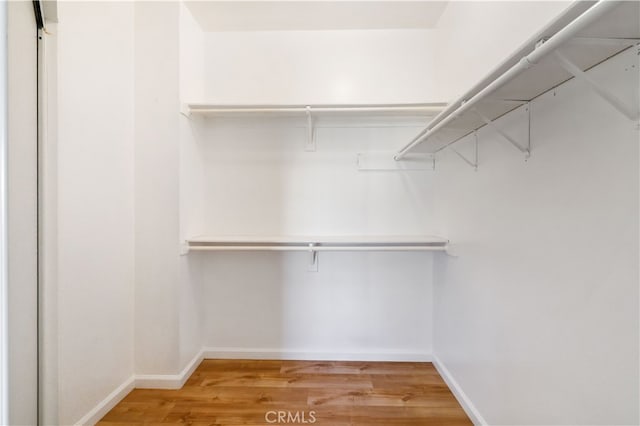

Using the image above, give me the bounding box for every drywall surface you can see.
[203,29,443,104]
[199,122,438,236]
[7,2,38,423]
[192,20,444,360]
[134,1,182,375]
[203,251,434,359]
[435,1,570,100]
[178,3,205,369]
[57,2,135,424]
[195,118,438,358]
[136,1,205,376]
[433,47,639,424]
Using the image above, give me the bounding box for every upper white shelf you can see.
[396,0,640,159]
[186,235,448,252]
[183,103,447,119]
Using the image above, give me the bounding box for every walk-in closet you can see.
[2,1,638,425]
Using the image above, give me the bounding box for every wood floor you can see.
[98,360,471,425]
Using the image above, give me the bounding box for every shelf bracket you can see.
[305,106,316,152]
[179,242,190,256]
[472,107,530,158]
[568,37,640,48]
[308,243,318,272]
[554,49,639,121]
[450,131,478,171]
[180,103,192,119]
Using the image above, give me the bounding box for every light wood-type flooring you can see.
[98,359,472,425]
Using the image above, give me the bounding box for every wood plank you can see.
[97,359,471,425]
[307,388,462,408]
[279,360,442,376]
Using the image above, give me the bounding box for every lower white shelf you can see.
[185,235,449,252]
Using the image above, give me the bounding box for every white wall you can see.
[52,3,204,422]
[134,1,181,375]
[178,3,205,369]
[200,122,437,236]
[204,29,443,104]
[6,2,38,424]
[136,1,205,376]
[203,251,434,359]
[435,1,571,100]
[191,22,443,359]
[57,2,135,424]
[432,46,639,425]
[197,120,439,359]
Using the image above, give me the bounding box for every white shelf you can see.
[182,103,449,154]
[183,103,447,119]
[396,0,640,159]
[185,235,448,252]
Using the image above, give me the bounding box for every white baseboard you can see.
[76,350,205,425]
[432,354,486,426]
[135,349,204,389]
[202,347,432,362]
[74,376,136,426]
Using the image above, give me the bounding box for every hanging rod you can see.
[184,235,449,253]
[184,103,447,116]
[394,0,623,160]
[188,245,447,252]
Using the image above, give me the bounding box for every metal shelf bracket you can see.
[451,131,479,171]
[554,49,639,121]
[308,243,318,272]
[305,106,316,152]
[180,103,192,119]
[473,106,531,159]
[568,37,640,47]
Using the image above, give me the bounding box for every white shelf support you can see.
[180,103,191,119]
[305,106,315,151]
[568,37,640,47]
[308,243,318,272]
[451,131,479,171]
[393,0,625,160]
[527,102,532,155]
[179,242,190,255]
[554,49,639,121]
[472,107,530,158]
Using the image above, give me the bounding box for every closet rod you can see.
[188,246,447,252]
[394,0,621,160]
[187,104,446,115]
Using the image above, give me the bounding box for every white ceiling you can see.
[185,1,450,32]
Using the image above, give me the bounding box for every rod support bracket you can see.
[554,49,638,121]
[451,131,479,171]
[534,37,549,50]
[180,103,192,119]
[308,243,318,272]
[305,106,316,152]
[444,242,458,257]
[473,106,531,159]
[179,242,190,256]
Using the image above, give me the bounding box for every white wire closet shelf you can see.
[183,103,447,119]
[185,235,449,252]
[395,0,640,160]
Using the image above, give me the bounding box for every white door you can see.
[6,1,39,424]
